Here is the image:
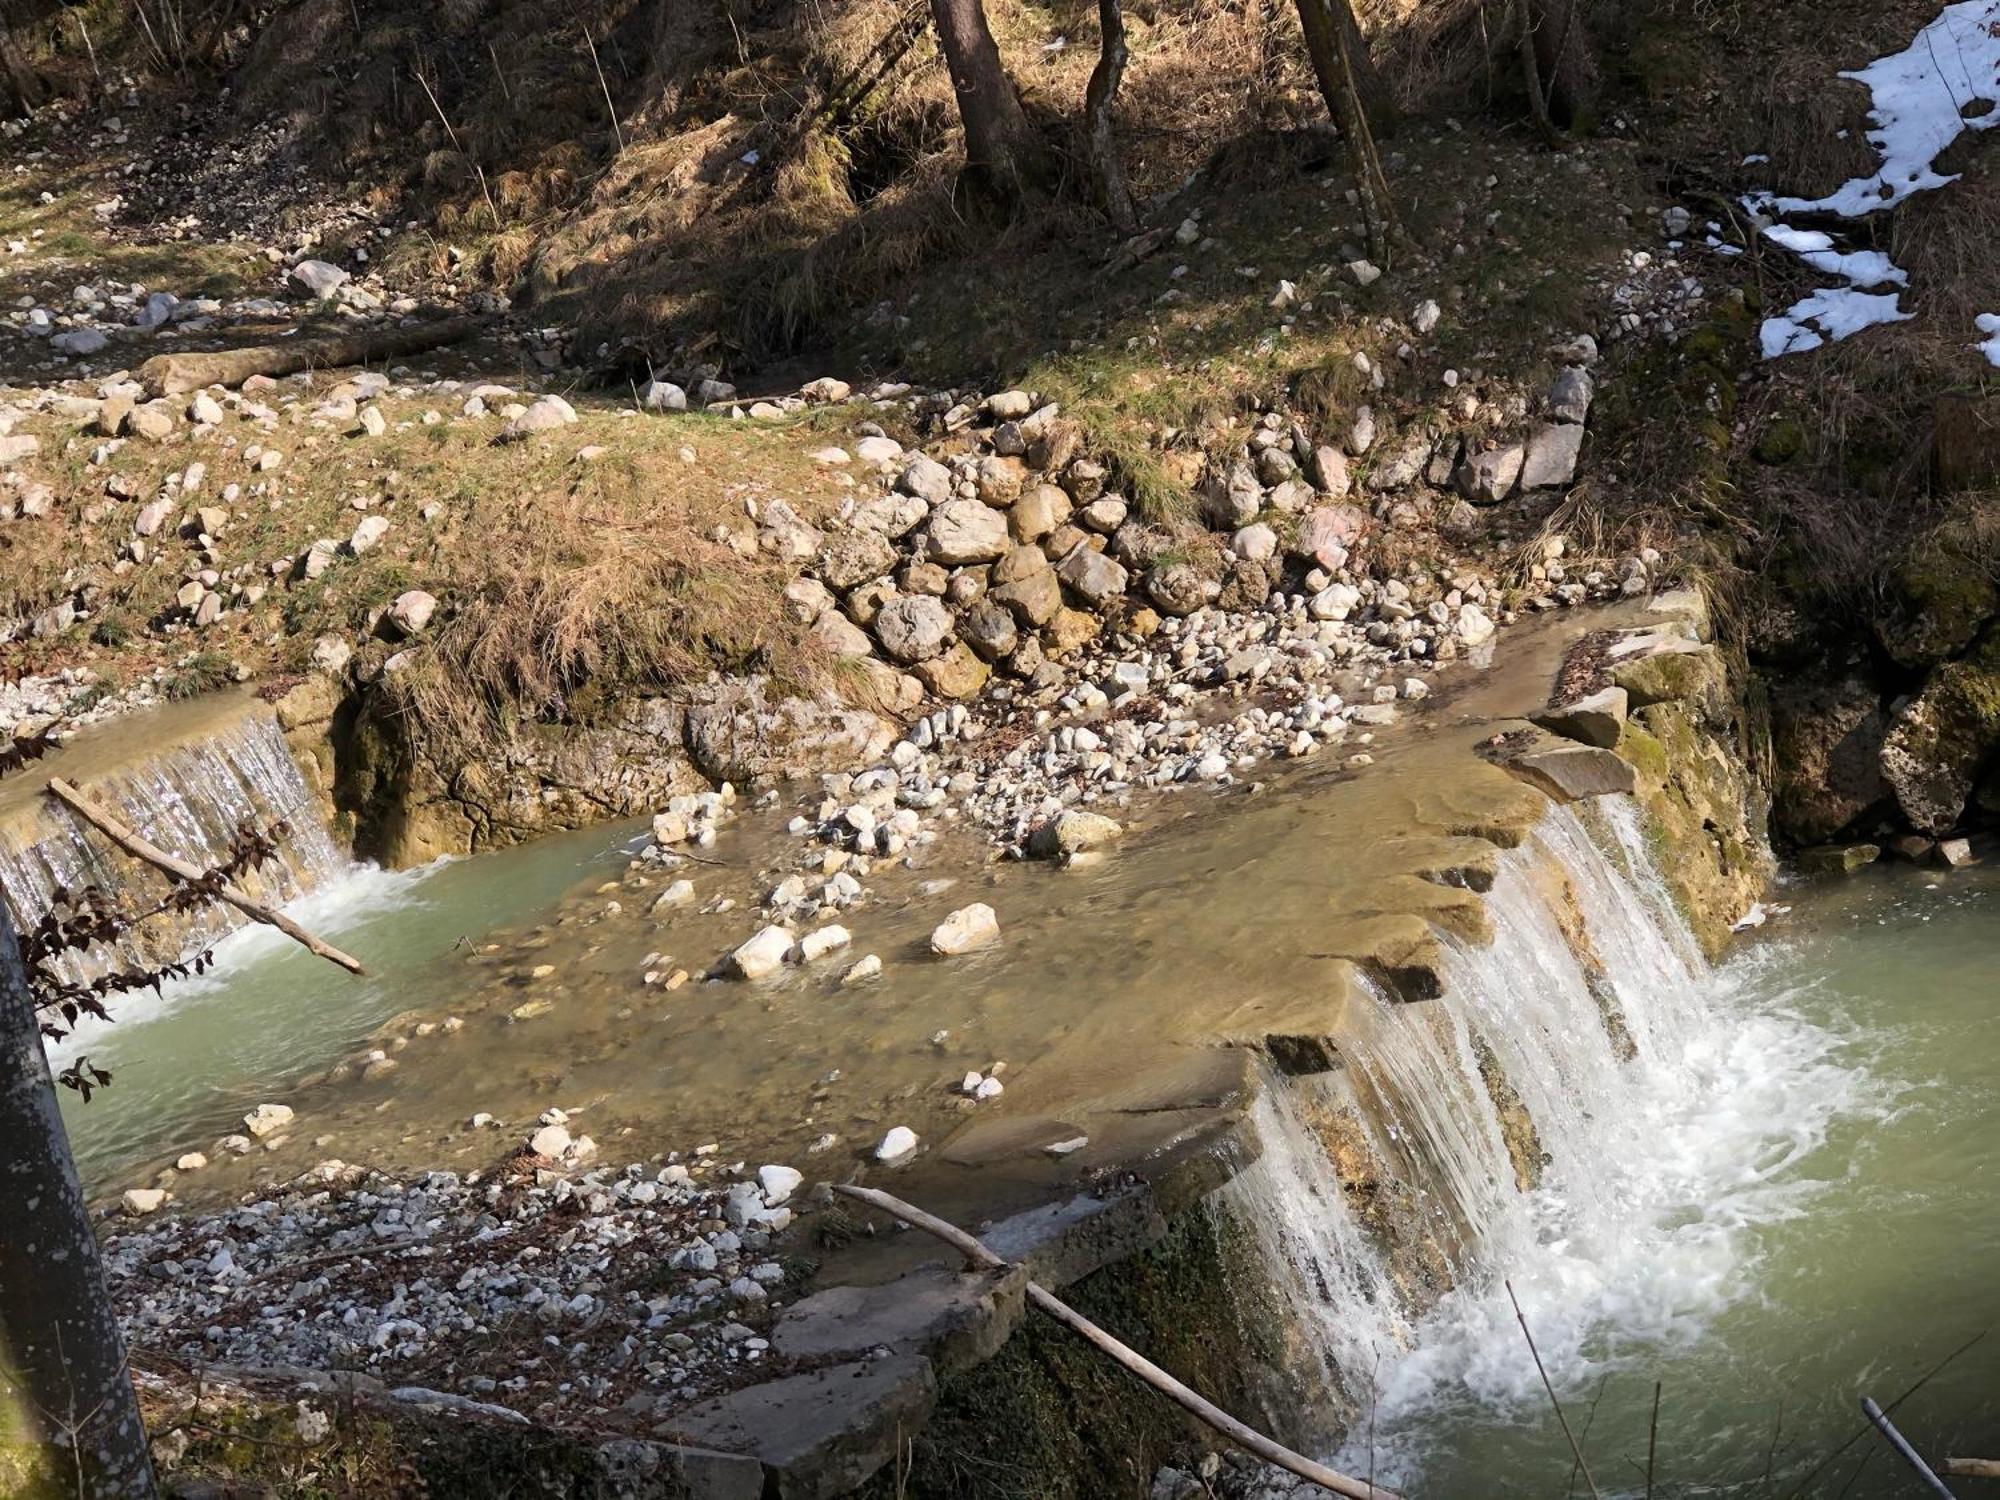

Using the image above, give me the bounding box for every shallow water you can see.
[1346,860,2000,1497]
[56,820,636,1186]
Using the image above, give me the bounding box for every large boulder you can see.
[899,456,953,504]
[1455,442,1524,504]
[1879,634,2000,834]
[1519,423,1584,489]
[1772,678,1892,843]
[818,531,898,591]
[1146,562,1209,617]
[684,679,894,784]
[1056,544,1128,606]
[914,642,990,700]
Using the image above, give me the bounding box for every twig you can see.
[1568,1373,1609,1498]
[1645,1380,1660,1499]
[831,1184,1399,1500]
[1505,1280,1601,1500]
[1861,1396,1957,1498]
[486,40,512,103]
[413,65,501,229]
[46,779,367,976]
[579,24,624,152]
[72,12,100,81]
[1943,1459,2000,1479]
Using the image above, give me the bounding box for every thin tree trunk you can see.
[927,0,1040,203]
[1294,0,1400,266]
[1332,0,1394,129]
[0,908,158,1498]
[0,6,45,115]
[1529,0,1598,128]
[1514,0,1565,145]
[1084,0,1136,232]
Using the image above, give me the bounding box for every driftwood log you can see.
[831,1183,1399,1500]
[138,317,484,398]
[45,778,367,976]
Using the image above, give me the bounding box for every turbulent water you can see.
[1226,801,2000,1496]
[0,706,344,973]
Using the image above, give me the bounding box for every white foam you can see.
[1320,810,1885,1489]
[44,857,447,1060]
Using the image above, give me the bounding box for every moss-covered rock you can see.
[1879,628,2000,834]
[1872,548,1999,672]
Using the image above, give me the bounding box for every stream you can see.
[52,821,637,1186]
[18,690,2000,1495]
[1342,859,2000,1496]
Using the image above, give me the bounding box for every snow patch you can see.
[1978,312,2000,366]
[1760,225,1907,288]
[1757,0,2000,219]
[1760,288,1913,359]
[1747,0,2000,359]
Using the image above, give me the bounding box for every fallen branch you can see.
[1944,1459,2000,1479]
[137,317,484,398]
[831,1184,1398,1500]
[46,779,367,976]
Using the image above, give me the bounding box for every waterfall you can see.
[1227,798,1856,1484]
[0,702,344,976]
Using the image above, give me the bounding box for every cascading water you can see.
[1225,798,1870,1489]
[0,703,345,976]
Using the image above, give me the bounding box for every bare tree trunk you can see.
[1084,0,1136,232]
[1529,0,1598,128]
[1294,0,1400,266]
[927,0,1041,203]
[1513,0,1565,146]
[0,909,157,1498]
[0,4,45,116]
[1332,0,1395,129]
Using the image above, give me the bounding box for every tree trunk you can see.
[1084,0,1136,232]
[1331,0,1394,129]
[0,909,157,1498]
[1529,0,1598,128]
[0,5,45,116]
[1294,0,1400,266]
[927,0,1040,203]
[1513,0,1565,146]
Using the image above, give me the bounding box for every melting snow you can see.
[1761,288,1914,358]
[1759,0,2000,218]
[1978,312,2000,365]
[1748,0,2000,359]
[1760,225,1907,287]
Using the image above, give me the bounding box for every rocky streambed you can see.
[64,581,1778,1499]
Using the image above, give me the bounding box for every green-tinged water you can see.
[1358,860,2000,1497]
[55,821,639,1187]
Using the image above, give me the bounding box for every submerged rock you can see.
[930,904,999,955]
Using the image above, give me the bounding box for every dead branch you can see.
[46,779,367,976]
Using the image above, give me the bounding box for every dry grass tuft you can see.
[387,484,809,758]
